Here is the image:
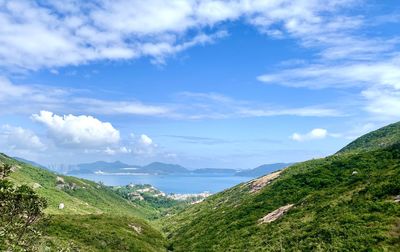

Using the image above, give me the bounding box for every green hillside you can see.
[337,121,400,154]
[0,153,167,251]
[2,121,400,251]
[162,123,400,251]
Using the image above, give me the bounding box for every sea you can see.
[73,173,253,194]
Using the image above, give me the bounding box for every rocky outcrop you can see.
[32,183,42,189]
[55,176,79,190]
[129,224,142,234]
[249,170,283,193]
[258,204,294,224]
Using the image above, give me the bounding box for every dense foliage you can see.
[2,121,400,251]
[39,214,166,251]
[338,121,400,154]
[0,154,167,251]
[0,163,47,251]
[163,128,400,251]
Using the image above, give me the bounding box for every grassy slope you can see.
[338,121,400,154]
[163,124,400,251]
[0,153,167,251]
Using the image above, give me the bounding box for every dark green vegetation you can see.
[0,153,167,251]
[163,122,400,251]
[2,121,400,251]
[39,214,166,251]
[0,163,47,251]
[338,121,400,154]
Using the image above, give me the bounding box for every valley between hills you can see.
[1,121,400,251]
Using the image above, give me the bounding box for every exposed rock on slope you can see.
[163,121,400,252]
[249,170,283,193]
[258,204,294,224]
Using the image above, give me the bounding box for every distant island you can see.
[64,161,292,178]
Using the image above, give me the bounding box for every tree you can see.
[0,163,47,251]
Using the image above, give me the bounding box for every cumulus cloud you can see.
[126,133,157,156]
[31,111,120,148]
[104,146,132,155]
[1,124,45,151]
[139,134,153,146]
[291,128,328,142]
[102,134,156,156]
[0,0,354,70]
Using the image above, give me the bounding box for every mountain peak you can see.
[142,162,188,174]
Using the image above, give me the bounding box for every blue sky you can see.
[0,0,399,169]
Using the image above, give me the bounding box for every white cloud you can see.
[103,134,156,156]
[0,0,354,70]
[258,59,400,120]
[104,146,132,155]
[291,128,328,142]
[1,124,45,151]
[0,77,174,117]
[0,77,341,119]
[258,60,400,89]
[177,92,341,119]
[139,134,153,146]
[128,133,158,156]
[362,87,400,119]
[74,98,171,116]
[31,111,120,148]
[0,77,32,100]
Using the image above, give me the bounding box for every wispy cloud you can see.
[72,98,172,116]
[0,78,342,119]
[258,59,400,120]
[0,0,355,71]
[176,92,343,119]
[255,2,400,122]
[163,135,231,145]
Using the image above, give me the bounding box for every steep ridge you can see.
[337,121,400,154]
[0,153,167,251]
[163,122,400,251]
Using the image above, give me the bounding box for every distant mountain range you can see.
[235,163,294,177]
[141,162,188,174]
[68,161,138,174]
[66,160,290,177]
[12,156,291,178]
